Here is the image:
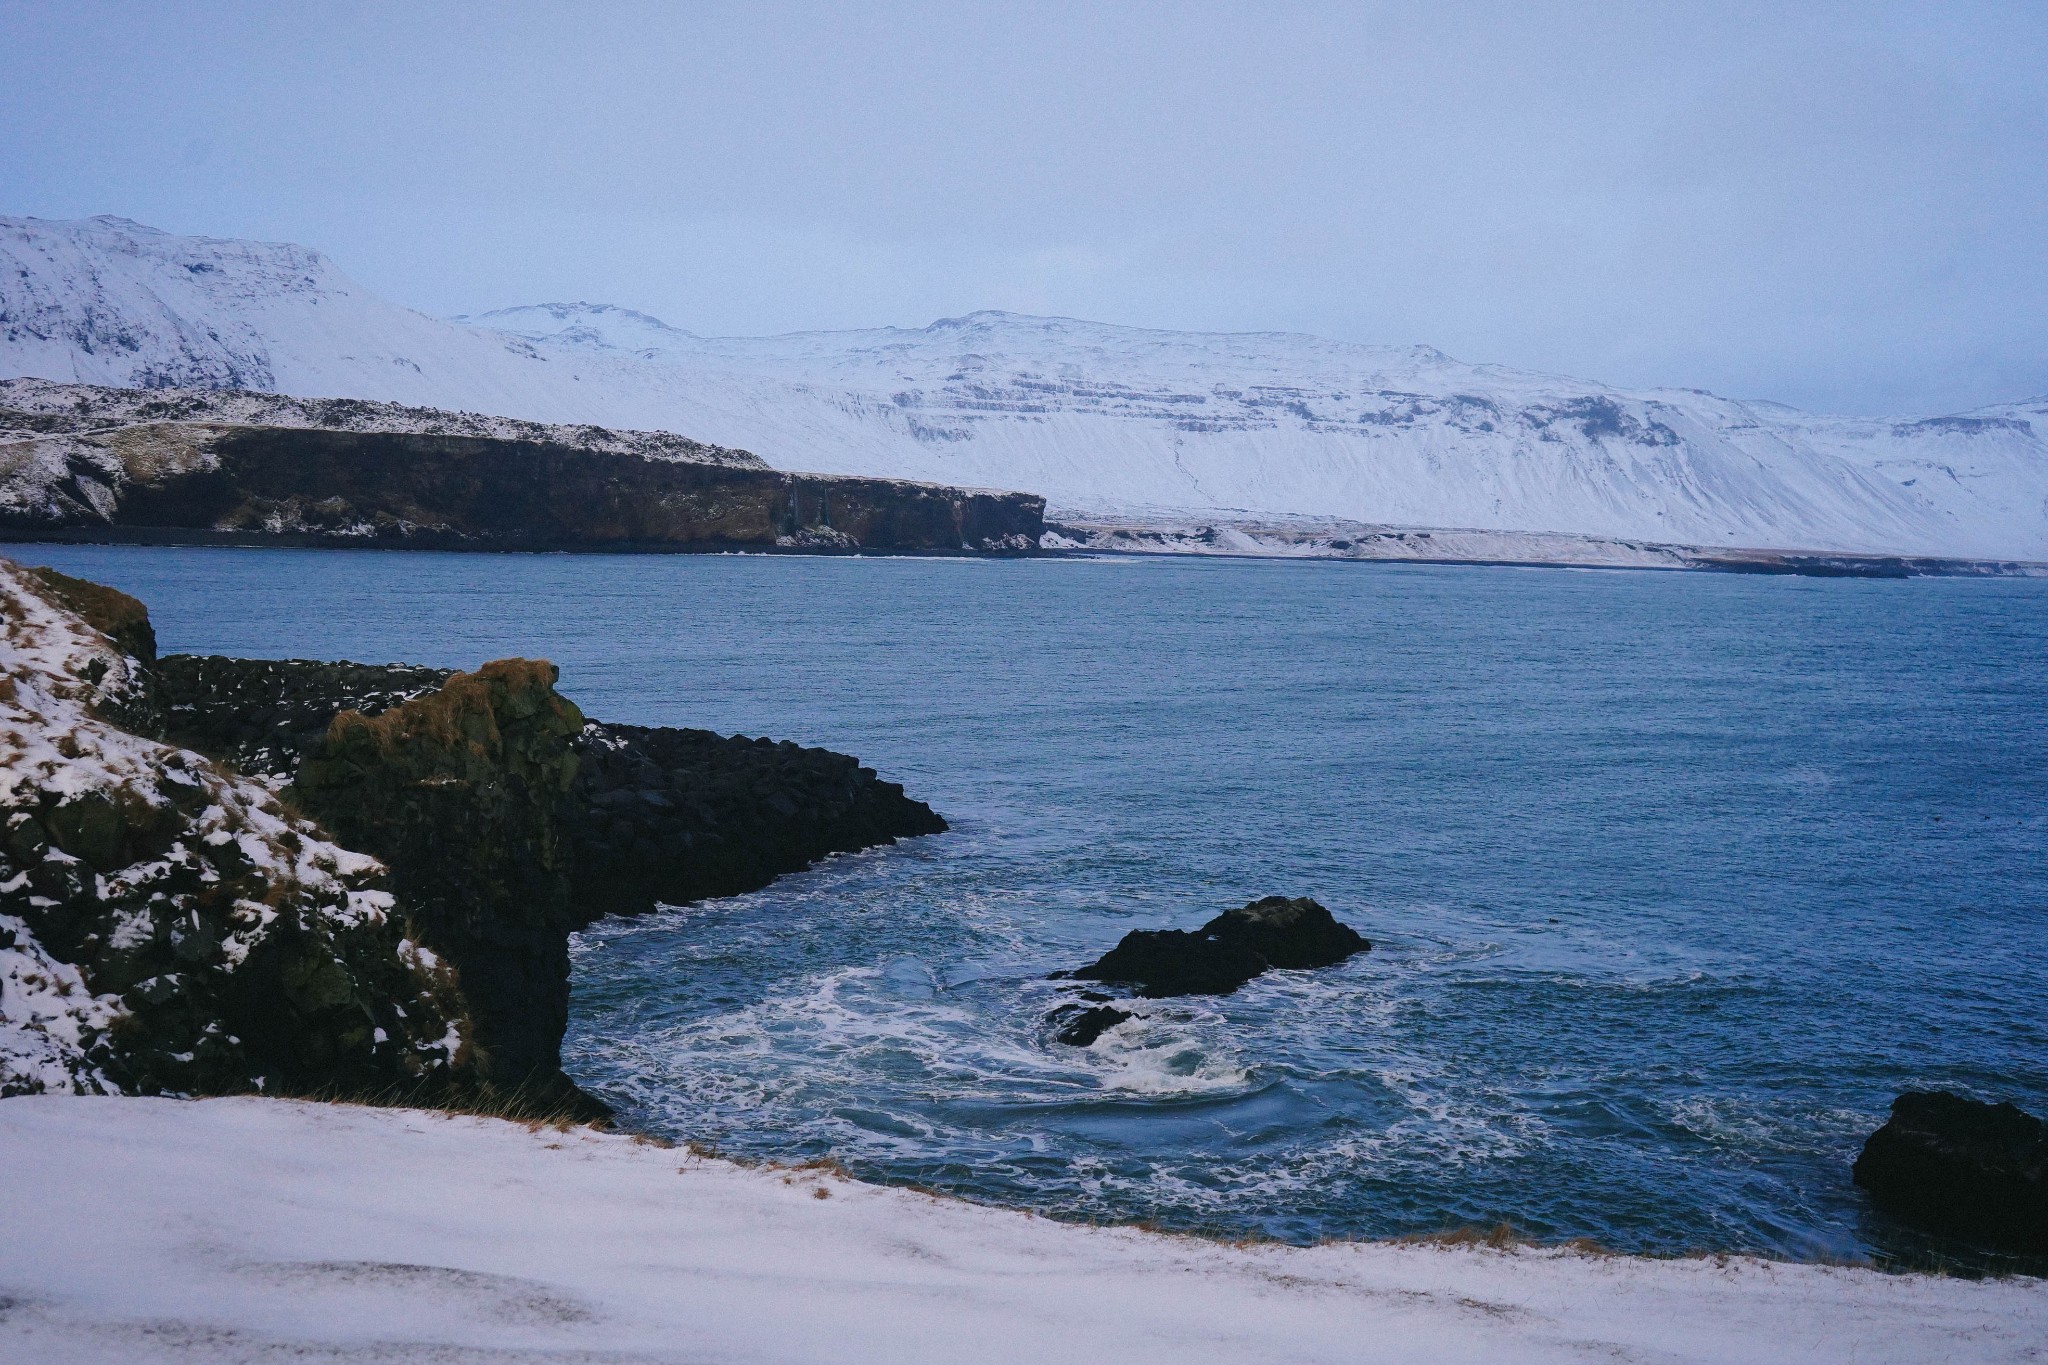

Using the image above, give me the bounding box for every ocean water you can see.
[13,542,2047,1262]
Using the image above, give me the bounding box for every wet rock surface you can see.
[1049,1004,1133,1047]
[1052,896,1370,1044]
[1071,896,1370,1000]
[1853,1090,2048,1255]
[1076,929,1273,999]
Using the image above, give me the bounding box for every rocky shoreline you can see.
[0,558,945,1114]
[2,556,2041,1266]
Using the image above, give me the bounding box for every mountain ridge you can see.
[4,214,2044,559]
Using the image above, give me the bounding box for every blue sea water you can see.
[13,543,2047,1261]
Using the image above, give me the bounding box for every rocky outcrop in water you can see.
[1072,896,1370,999]
[0,385,1045,554]
[1853,1091,2048,1254]
[567,723,945,923]
[1202,895,1372,970]
[2,560,951,1111]
[1050,896,1370,1045]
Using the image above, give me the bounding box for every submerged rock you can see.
[1049,1004,1134,1047]
[1853,1091,2048,1254]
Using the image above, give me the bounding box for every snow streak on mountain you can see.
[3,215,2044,558]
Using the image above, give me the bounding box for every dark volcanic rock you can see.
[158,655,453,778]
[1051,1004,1133,1047]
[289,660,596,1111]
[565,722,946,923]
[1201,895,1370,969]
[1070,895,1370,1001]
[1075,929,1272,998]
[1853,1091,2048,1254]
[1053,895,1371,1042]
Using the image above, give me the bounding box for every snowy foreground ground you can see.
[2,1097,2042,1364]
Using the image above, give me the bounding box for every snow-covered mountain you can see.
[5,214,2045,558]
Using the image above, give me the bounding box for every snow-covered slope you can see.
[5,1096,2043,1364]
[5,215,2045,558]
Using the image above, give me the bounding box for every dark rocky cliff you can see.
[3,420,1045,554]
[3,562,951,1112]
[1,564,472,1100]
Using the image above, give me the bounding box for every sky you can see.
[1,1,2043,415]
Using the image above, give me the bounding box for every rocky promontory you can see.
[0,379,1044,554]
[0,558,948,1112]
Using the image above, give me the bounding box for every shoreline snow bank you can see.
[1,1096,2040,1363]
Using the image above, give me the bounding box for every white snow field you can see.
[0,1096,2041,1364]
[4,214,2046,560]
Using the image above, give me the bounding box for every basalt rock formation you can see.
[1854,1091,2048,1255]
[159,656,945,1112]
[0,561,469,1099]
[2,560,950,1111]
[289,660,592,1109]
[0,384,1045,554]
[566,723,946,922]
[1051,895,1371,1046]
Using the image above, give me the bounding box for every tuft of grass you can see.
[276,1077,609,1129]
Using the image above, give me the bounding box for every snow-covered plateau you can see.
[1,1095,2041,1365]
[4,214,2045,561]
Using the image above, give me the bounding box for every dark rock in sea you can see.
[1200,895,1371,969]
[1068,895,1371,1003]
[1853,1091,2048,1254]
[1075,929,1272,998]
[1051,1004,1133,1047]
[563,723,946,923]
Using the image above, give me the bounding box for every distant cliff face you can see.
[1,416,1045,554]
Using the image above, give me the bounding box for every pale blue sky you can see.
[2,1,2043,414]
